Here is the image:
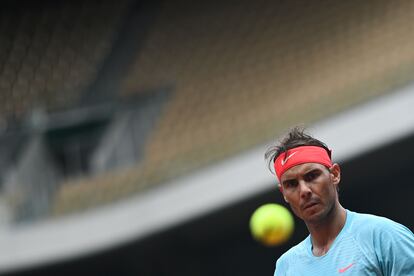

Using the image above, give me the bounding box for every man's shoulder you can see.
[350,210,405,231]
[347,210,414,274]
[348,210,412,241]
[276,236,309,265]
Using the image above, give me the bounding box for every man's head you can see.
[265,127,341,224]
[265,127,331,172]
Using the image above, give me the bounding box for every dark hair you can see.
[265,126,331,173]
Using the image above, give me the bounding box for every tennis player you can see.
[265,127,414,275]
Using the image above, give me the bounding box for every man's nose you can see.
[298,180,312,198]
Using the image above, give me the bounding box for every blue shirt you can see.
[274,210,414,275]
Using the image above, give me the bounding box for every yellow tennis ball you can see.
[249,203,294,246]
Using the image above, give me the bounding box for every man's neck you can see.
[307,204,347,256]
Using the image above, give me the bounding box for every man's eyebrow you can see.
[282,168,321,183]
[304,168,320,174]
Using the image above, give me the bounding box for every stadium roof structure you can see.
[1,82,414,274]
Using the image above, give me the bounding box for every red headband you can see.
[274,146,332,181]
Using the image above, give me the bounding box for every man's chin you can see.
[302,205,325,222]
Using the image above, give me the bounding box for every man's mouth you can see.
[303,201,318,210]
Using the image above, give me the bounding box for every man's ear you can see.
[278,184,289,203]
[329,163,341,185]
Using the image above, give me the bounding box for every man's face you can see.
[279,162,341,224]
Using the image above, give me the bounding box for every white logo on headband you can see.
[281,151,298,166]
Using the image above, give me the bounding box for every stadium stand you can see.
[0,0,130,222]
[51,0,414,216]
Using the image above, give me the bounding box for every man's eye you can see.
[284,180,297,188]
[305,171,320,181]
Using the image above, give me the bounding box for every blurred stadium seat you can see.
[0,0,128,122]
